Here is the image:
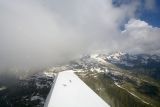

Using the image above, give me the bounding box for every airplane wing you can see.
[44,70,110,107]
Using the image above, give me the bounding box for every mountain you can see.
[74,52,160,107]
[0,71,55,107]
[0,52,160,107]
[106,52,160,68]
[106,52,160,79]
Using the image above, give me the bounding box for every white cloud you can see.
[0,0,159,72]
[0,0,139,71]
[122,19,160,54]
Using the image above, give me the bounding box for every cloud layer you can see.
[0,0,159,71]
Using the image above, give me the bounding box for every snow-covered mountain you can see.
[66,52,160,79]
[106,52,160,67]
[0,52,160,107]
[0,71,55,107]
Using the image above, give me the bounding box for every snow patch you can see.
[0,86,7,91]
[31,96,44,101]
[43,72,54,77]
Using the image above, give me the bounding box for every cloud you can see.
[121,19,160,54]
[0,0,158,72]
[0,0,139,71]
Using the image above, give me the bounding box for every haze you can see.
[0,0,159,72]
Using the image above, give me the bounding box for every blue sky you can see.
[113,0,160,27]
[138,0,160,27]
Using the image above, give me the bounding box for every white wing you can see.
[44,70,110,107]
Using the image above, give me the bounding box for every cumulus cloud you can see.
[121,19,160,54]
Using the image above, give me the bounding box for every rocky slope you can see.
[0,52,160,107]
